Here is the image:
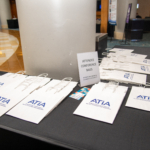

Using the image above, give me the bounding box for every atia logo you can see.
[136,95,150,101]
[0,96,10,104]
[90,99,110,107]
[143,60,147,63]
[124,73,130,79]
[0,82,4,86]
[28,100,46,107]
[141,66,146,71]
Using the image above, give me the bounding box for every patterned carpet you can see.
[107,32,150,48]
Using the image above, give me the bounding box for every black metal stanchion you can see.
[120,3,132,45]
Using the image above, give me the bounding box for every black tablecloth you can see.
[0,46,150,150]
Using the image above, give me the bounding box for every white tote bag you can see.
[7,78,78,124]
[126,86,150,111]
[0,74,50,117]
[100,69,147,85]
[0,72,27,90]
[74,82,128,124]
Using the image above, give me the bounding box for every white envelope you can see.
[74,82,128,124]
[7,79,78,124]
[126,86,150,111]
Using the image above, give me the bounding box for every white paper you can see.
[126,86,150,111]
[7,79,78,124]
[74,82,128,124]
[77,52,100,87]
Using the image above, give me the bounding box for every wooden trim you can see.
[101,0,108,33]
[9,0,18,18]
[96,11,101,19]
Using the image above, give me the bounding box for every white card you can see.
[77,52,100,87]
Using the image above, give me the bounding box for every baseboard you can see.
[114,32,123,40]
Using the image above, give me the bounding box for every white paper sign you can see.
[77,52,100,87]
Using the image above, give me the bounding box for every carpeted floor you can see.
[107,32,150,48]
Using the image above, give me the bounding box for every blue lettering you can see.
[90,99,97,103]
[104,102,110,106]
[124,73,130,79]
[141,66,146,71]
[28,100,46,107]
[90,99,110,107]
[0,97,6,101]
[137,95,143,100]
[97,100,102,104]
[3,99,10,104]
[0,82,4,86]
[34,100,40,105]
[28,100,34,104]
[39,103,46,107]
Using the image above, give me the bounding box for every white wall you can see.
[16,0,96,81]
[0,0,11,29]
[114,0,137,39]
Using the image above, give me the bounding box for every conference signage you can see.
[77,52,100,87]
[108,0,117,25]
[126,3,132,23]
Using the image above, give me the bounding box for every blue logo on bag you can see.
[28,100,46,107]
[124,73,130,79]
[87,99,110,109]
[0,82,4,86]
[143,60,147,63]
[0,96,10,104]
[141,66,146,71]
[136,95,150,101]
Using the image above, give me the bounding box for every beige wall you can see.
[137,0,150,18]
[0,0,11,28]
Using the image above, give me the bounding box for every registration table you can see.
[0,46,150,150]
